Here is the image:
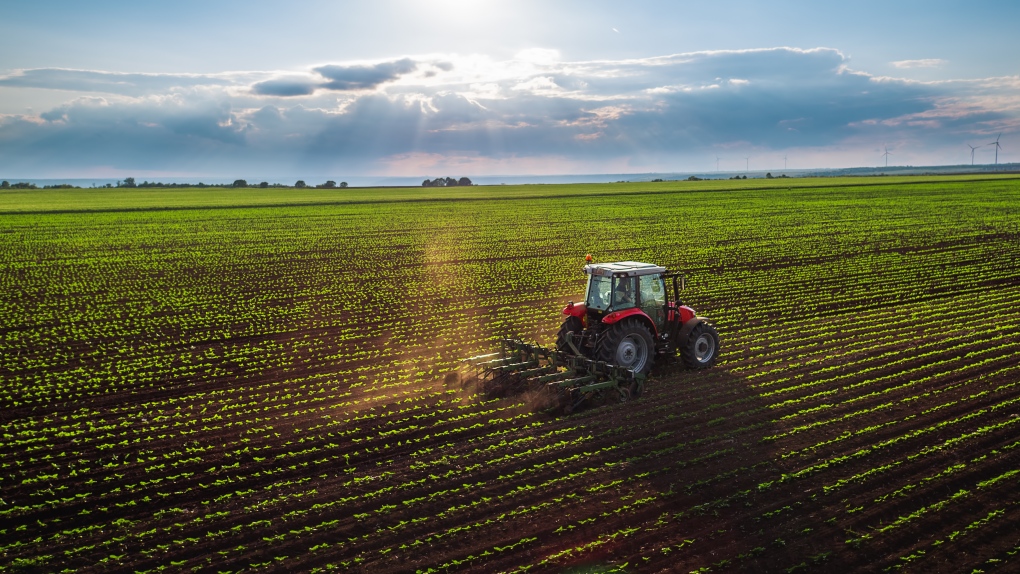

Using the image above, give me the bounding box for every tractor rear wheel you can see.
[681,321,719,369]
[597,318,655,375]
[555,316,584,353]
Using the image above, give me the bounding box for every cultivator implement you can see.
[464,337,646,414]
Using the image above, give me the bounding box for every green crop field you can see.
[2,176,1019,573]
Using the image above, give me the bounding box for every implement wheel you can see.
[555,316,584,353]
[681,321,719,369]
[597,318,655,375]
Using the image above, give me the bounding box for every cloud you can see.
[0,68,238,96]
[0,58,433,100]
[890,59,948,69]
[515,48,561,64]
[0,48,1017,176]
[251,77,319,97]
[313,58,418,91]
[511,76,563,95]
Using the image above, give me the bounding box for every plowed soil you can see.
[2,178,1019,573]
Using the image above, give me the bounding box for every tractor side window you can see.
[612,276,637,310]
[586,275,613,310]
[639,274,667,331]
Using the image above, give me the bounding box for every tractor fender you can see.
[562,302,587,318]
[677,317,707,343]
[667,304,696,324]
[602,308,658,336]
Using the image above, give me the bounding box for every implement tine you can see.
[475,356,518,368]
[490,360,540,374]
[518,365,557,378]
[462,351,500,363]
[533,370,572,384]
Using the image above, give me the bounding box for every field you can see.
[2,176,1019,573]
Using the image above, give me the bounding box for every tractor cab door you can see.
[639,274,667,333]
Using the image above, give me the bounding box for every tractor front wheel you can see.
[681,321,719,369]
[597,318,655,375]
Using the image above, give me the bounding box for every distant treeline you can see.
[2,181,78,189]
[228,180,349,189]
[422,177,473,187]
[1,178,353,190]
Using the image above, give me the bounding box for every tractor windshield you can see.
[585,275,613,311]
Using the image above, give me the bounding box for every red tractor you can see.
[468,259,719,412]
[556,260,719,375]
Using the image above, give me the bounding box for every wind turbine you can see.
[881,146,892,168]
[783,155,788,170]
[967,143,980,165]
[989,133,1002,164]
[745,157,750,172]
[716,156,720,171]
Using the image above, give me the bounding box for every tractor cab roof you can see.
[583,261,667,278]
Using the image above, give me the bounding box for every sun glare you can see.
[407,0,509,27]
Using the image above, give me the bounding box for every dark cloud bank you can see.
[250,58,421,96]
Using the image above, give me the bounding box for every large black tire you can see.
[681,321,719,369]
[555,316,584,353]
[596,318,655,375]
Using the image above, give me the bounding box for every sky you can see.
[0,0,1018,180]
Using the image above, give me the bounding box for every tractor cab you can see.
[581,261,685,334]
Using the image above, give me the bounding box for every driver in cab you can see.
[614,279,635,308]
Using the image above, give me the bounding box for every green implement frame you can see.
[464,337,646,413]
